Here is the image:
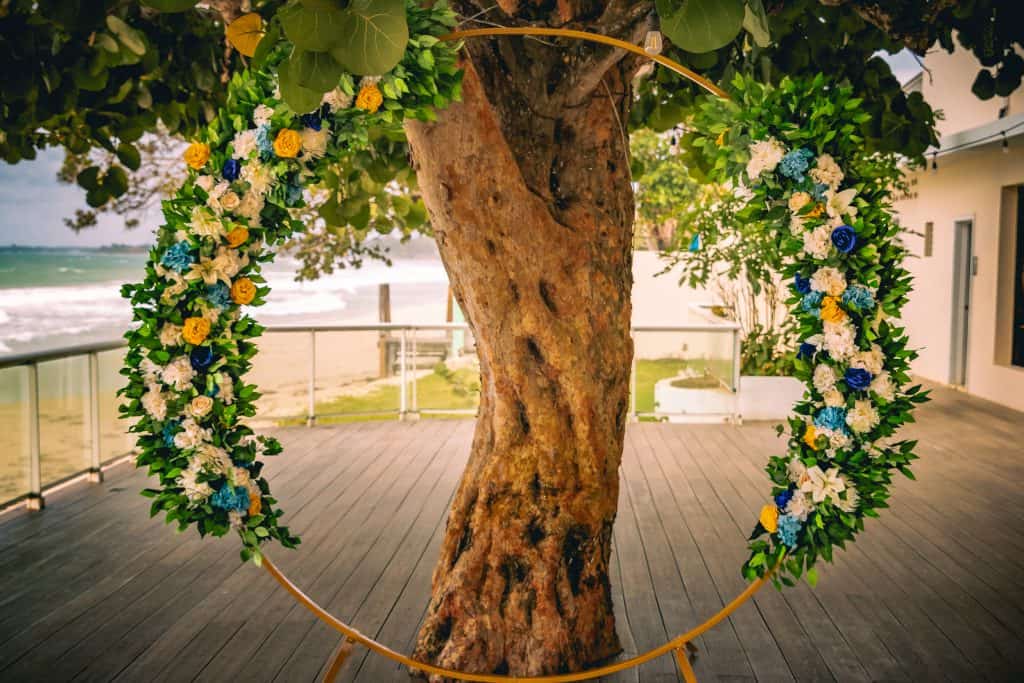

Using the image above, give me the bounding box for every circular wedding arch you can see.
[122,11,924,682]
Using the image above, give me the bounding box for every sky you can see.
[0,52,923,248]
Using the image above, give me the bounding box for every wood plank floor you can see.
[1,384,1022,682]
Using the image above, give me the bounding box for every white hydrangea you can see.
[141,384,168,421]
[802,224,832,260]
[233,129,258,158]
[809,153,844,190]
[300,126,330,159]
[321,87,353,110]
[178,463,213,503]
[870,370,896,401]
[846,399,880,434]
[746,137,786,180]
[822,320,857,362]
[850,343,885,376]
[173,417,212,449]
[161,356,196,391]
[785,490,813,521]
[813,363,837,394]
[810,266,847,297]
[241,161,275,198]
[252,104,274,127]
[159,323,183,348]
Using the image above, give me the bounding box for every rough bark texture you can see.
[404,1,651,677]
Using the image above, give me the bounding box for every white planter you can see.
[653,378,735,420]
[738,375,805,421]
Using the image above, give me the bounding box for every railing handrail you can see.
[0,338,128,370]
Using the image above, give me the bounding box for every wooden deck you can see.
[1,384,1023,682]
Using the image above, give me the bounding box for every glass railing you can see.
[0,322,739,509]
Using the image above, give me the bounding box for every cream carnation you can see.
[813,363,837,394]
[784,491,812,521]
[834,480,859,512]
[846,399,880,434]
[235,192,264,225]
[140,356,161,383]
[810,266,847,297]
[823,388,845,407]
[159,323,183,347]
[321,87,353,110]
[802,225,832,260]
[195,442,233,473]
[173,417,212,449]
[870,370,895,401]
[851,343,885,375]
[822,320,857,362]
[746,137,786,180]
[809,153,844,189]
[161,356,196,391]
[216,372,235,405]
[241,161,275,198]
[141,385,168,421]
[178,463,213,503]
[233,129,258,158]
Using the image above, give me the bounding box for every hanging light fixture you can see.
[931,153,938,172]
[1002,132,1009,153]
[643,30,663,56]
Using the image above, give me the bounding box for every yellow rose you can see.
[182,317,212,345]
[820,296,847,324]
[231,277,257,305]
[225,226,249,248]
[248,494,262,517]
[273,129,302,158]
[759,504,779,533]
[803,425,818,450]
[184,142,210,170]
[355,83,383,113]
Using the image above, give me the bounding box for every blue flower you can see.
[777,514,802,547]
[794,273,811,295]
[688,233,701,252]
[811,183,829,201]
[160,241,194,273]
[300,112,322,131]
[222,158,241,182]
[775,488,794,509]
[190,345,216,372]
[831,224,858,254]
[779,148,814,182]
[255,124,274,158]
[801,291,824,317]
[842,284,875,311]
[211,484,249,512]
[814,406,848,433]
[845,367,873,391]
[162,420,179,447]
[286,182,303,205]
[798,341,817,360]
[207,282,232,309]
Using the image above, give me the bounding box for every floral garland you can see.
[120,0,462,563]
[686,74,929,587]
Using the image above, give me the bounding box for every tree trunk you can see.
[404,6,649,675]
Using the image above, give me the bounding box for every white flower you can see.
[834,479,859,513]
[820,427,852,452]
[161,356,196,391]
[800,465,846,504]
[787,457,809,485]
[846,399,880,434]
[235,192,264,225]
[802,225,832,260]
[822,320,857,362]
[789,214,807,236]
[194,175,215,193]
[219,190,241,213]
[810,266,847,297]
[253,104,274,127]
[187,395,214,419]
[359,75,382,86]
[870,370,895,401]
[178,463,213,503]
[825,188,858,221]
[188,206,227,240]
[809,153,844,190]
[321,87,353,110]
[159,323,183,347]
[173,417,212,449]
[813,364,837,394]
[823,388,845,408]
[850,344,885,376]
[195,442,233,473]
[141,384,168,421]
[300,126,330,159]
[228,510,244,529]
[746,137,786,180]
[140,356,161,383]
[186,257,231,286]
[241,161,275,198]
[785,491,812,521]
[213,246,248,279]
[216,372,235,405]
[233,129,258,158]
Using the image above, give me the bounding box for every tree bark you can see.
[404,5,649,675]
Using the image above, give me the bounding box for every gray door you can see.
[950,219,974,386]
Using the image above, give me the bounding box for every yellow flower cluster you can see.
[183,317,211,345]
[759,504,779,533]
[184,142,210,170]
[355,83,383,113]
[231,277,257,305]
[225,226,249,248]
[820,296,847,324]
[273,129,302,158]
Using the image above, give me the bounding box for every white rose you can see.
[788,191,812,213]
[219,190,241,213]
[746,137,786,180]
[189,394,214,418]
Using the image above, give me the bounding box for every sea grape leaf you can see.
[656,0,745,54]
[329,0,408,76]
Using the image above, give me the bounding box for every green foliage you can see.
[687,74,928,587]
[656,0,746,54]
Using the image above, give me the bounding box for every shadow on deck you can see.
[1,385,1022,682]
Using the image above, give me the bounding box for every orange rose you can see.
[184,142,210,170]
[820,296,847,324]
[355,83,383,113]
[273,129,302,158]
[225,226,249,248]
[759,504,779,533]
[182,316,211,345]
[231,277,257,305]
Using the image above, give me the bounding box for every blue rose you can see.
[222,158,241,182]
[300,111,322,131]
[207,282,232,309]
[211,484,249,512]
[190,345,216,372]
[841,284,875,311]
[794,273,811,295]
[831,224,857,254]
[845,367,873,391]
[814,406,848,433]
[779,148,814,182]
[160,241,194,273]
[801,290,824,316]
[777,514,802,547]
[775,488,794,509]
[798,341,817,360]
[162,420,179,447]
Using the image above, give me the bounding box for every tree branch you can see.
[816,0,958,53]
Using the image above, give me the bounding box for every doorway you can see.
[950,219,974,386]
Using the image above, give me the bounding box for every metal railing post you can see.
[732,327,742,424]
[87,352,103,483]
[410,331,419,419]
[630,351,638,422]
[26,364,44,510]
[307,330,317,427]
[399,329,407,420]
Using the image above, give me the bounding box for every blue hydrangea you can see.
[814,406,848,433]
[255,124,274,158]
[211,484,249,512]
[207,282,232,309]
[842,284,875,311]
[811,182,829,201]
[775,488,794,509]
[160,241,194,273]
[162,420,179,447]
[779,148,814,182]
[794,273,811,295]
[801,291,824,316]
[777,514,802,547]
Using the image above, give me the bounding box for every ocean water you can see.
[0,246,451,357]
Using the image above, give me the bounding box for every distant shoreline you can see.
[0,244,150,253]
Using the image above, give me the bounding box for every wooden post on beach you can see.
[378,284,391,377]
